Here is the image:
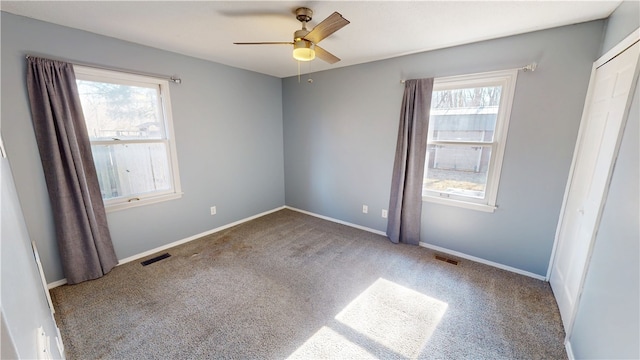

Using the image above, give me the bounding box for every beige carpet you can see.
[51,209,566,359]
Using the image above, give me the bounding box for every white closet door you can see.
[550,39,639,333]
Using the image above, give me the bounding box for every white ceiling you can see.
[1,1,621,78]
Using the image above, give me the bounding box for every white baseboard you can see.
[285,207,546,281]
[117,206,286,265]
[47,206,286,288]
[565,339,575,360]
[48,205,546,288]
[47,279,67,290]
[419,242,546,281]
[285,206,387,236]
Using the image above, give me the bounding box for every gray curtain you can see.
[387,78,434,245]
[26,56,118,284]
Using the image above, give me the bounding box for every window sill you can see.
[104,192,183,213]
[422,195,497,213]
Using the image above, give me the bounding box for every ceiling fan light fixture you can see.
[234,7,348,65]
[293,40,315,61]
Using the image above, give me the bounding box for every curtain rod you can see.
[25,54,182,84]
[400,62,537,83]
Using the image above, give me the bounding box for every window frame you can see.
[422,69,518,212]
[74,65,182,212]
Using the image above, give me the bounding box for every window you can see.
[423,69,517,212]
[74,66,182,211]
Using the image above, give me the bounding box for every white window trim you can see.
[422,69,518,212]
[74,66,183,212]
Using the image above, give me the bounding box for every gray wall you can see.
[1,12,285,283]
[1,157,63,359]
[283,21,603,276]
[2,4,637,358]
[569,2,639,357]
[600,0,640,55]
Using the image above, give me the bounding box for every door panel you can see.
[550,41,639,332]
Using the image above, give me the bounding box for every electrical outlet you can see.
[210,206,217,215]
[382,209,388,218]
[362,205,368,214]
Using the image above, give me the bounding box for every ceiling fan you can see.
[234,7,350,64]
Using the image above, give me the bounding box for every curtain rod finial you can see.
[521,62,537,72]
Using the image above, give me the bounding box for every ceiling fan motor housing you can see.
[295,7,313,23]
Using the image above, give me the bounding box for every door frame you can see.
[546,27,640,340]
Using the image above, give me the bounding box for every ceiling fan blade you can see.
[314,45,340,64]
[234,42,293,45]
[303,12,350,44]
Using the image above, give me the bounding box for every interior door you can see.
[550,40,640,332]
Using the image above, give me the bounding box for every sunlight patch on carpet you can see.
[288,278,448,359]
[287,326,378,359]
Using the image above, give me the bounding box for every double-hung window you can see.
[423,69,517,212]
[74,66,182,211]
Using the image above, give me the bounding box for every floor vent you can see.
[435,254,459,265]
[141,253,171,266]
